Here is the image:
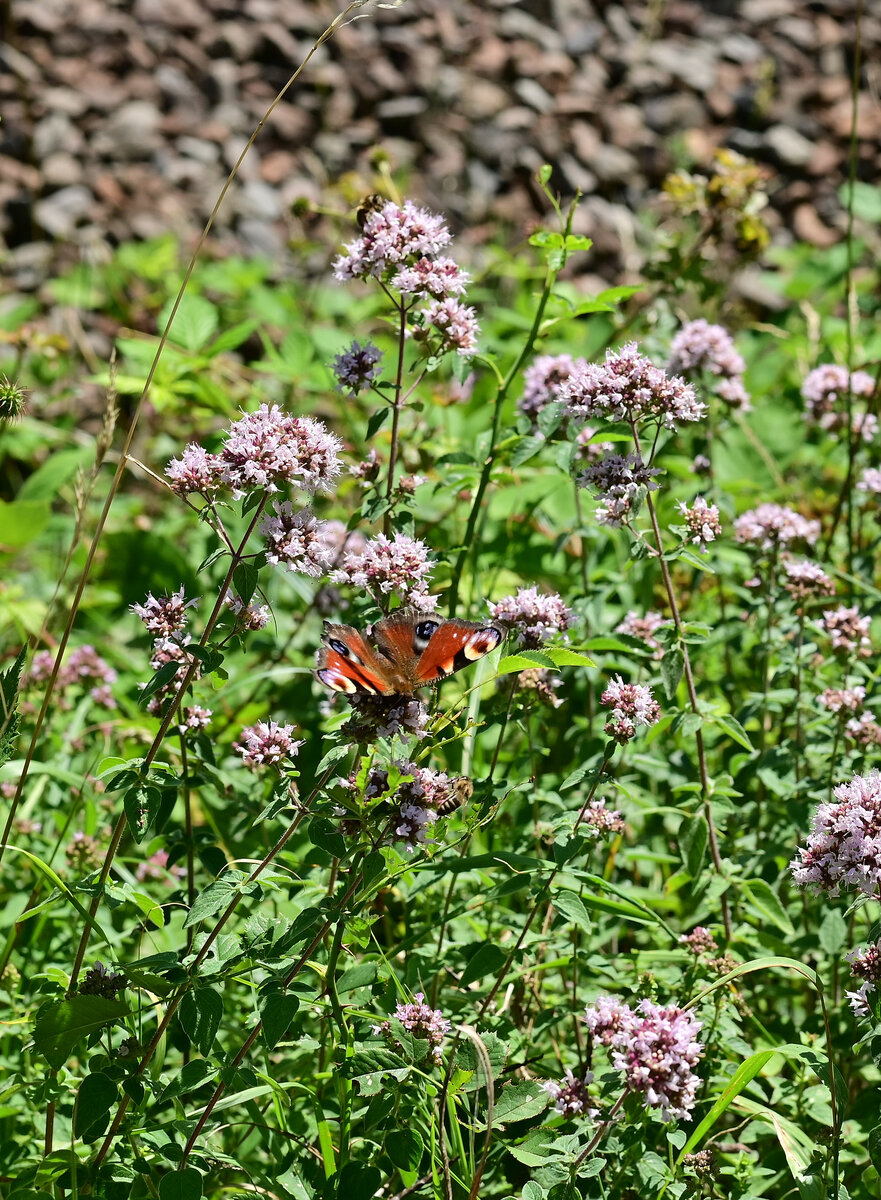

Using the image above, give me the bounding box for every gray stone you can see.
[590,143,639,184]
[93,101,162,161]
[513,78,556,114]
[647,40,718,92]
[34,185,95,236]
[719,34,763,64]
[33,112,80,159]
[763,123,815,168]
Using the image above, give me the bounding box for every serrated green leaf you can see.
[33,996,130,1070]
[183,880,236,928]
[178,987,223,1056]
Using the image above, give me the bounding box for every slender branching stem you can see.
[634,428,732,941]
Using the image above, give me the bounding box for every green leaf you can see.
[315,743,352,775]
[0,647,26,769]
[366,407,390,440]
[869,1126,881,1174]
[158,1168,203,1200]
[329,1164,382,1200]
[178,987,223,1056]
[161,1059,215,1099]
[511,434,546,467]
[490,1081,550,1127]
[260,991,300,1049]
[73,1071,118,1140]
[159,293,219,352]
[337,962,378,992]
[184,880,236,928]
[17,447,94,501]
[34,995,129,1070]
[123,784,162,844]
[741,878,794,935]
[544,647,595,668]
[497,651,556,675]
[818,909,848,956]
[679,814,708,878]
[552,890,592,933]
[460,943,508,987]
[138,660,181,705]
[660,648,684,699]
[713,712,755,752]
[385,1128,424,1171]
[232,562,259,608]
[0,498,51,550]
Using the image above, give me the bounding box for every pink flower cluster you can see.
[543,1069,597,1118]
[259,502,336,577]
[579,797,625,839]
[601,676,661,744]
[733,504,820,552]
[166,404,342,500]
[845,712,881,748]
[616,610,668,657]
[559,342,705,429]
[234,719,303,770]
[584,996,705,1120]
[818,686,865,714]
[27,644,117,710]
[344,694,429,743]
[821,605,871,658]
[488,586,573,649]
[802,364,874,421]
[679,926,719,956]
[334,200,453,282]
[519,354,584,421]
[668,320,751,411]
[374,992,451,1063]
[790,770,881,896]
[387,762,455,853]
[131,587,198,638]
[333,199,479,358]
[332,531,436,608]
[676,496,721,553]
[578,452,662,499]
[782,559,835,602]
[226,594,271,631]
[846,942,881,1018]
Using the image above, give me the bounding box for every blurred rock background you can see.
[0,0,877,286]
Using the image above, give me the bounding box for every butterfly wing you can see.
[315,622,397,695]
[407,616,504,686]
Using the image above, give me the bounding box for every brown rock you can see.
[793,203,839,248]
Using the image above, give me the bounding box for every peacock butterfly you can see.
[315,607,504,697]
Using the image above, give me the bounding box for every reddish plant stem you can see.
[635,432,732,941]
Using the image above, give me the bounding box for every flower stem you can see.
[635,441,732,941]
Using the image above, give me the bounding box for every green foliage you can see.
[2,161,880,1200]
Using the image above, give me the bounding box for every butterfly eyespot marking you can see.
[329,637,361,663]
[414,620,441,651]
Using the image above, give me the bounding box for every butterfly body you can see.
[315,608,504,697]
